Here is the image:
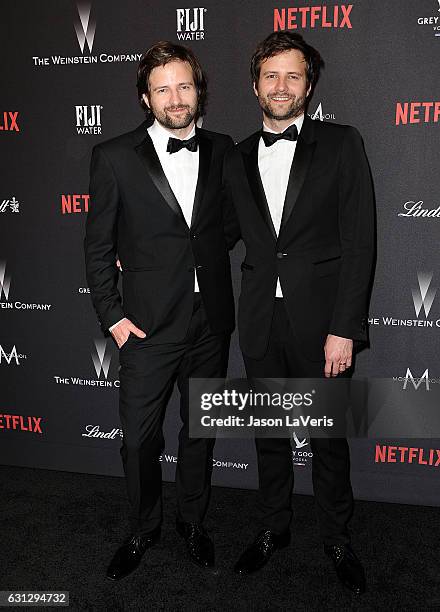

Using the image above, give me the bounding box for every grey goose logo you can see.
[74,1,96,54]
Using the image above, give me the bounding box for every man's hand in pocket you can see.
[111,318,146,349]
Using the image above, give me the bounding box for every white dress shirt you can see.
[109,119,200,332]
[258,113,304,298]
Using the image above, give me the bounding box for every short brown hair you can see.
[136,41,208,119]
[251,32,323,91]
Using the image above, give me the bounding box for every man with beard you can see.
[223,32,375,594]
[85,41,237,580]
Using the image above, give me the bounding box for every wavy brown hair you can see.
[251,32,323,93]
[136,41,208,119]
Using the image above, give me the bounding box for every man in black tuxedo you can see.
[224,32,375,594]
[84,42,237,580]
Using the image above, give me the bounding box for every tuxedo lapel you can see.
[242,135,277,239]
[280,117,317,231]
[134,131,187,226]
[190,130,212,227]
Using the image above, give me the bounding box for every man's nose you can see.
[169,88,183,106]
[275,77,288,91]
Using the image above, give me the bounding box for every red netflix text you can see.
[0,414,43,434]
[0,112,19,132]
[395,102,440,125]
[375,445,440,467]
[274,4,353,31]
[61,194,90,214]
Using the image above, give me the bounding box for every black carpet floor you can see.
[1,465,439,611]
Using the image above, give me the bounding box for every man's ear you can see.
[253,82,259,98]
[142,93,150,109]
[306,83,312,98]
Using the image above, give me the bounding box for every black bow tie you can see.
[261,124,298,147]
[167,134,198,154]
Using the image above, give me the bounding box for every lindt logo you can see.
[398,200,440,218]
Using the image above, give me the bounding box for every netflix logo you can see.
[274,4,353,31]
[395,102,440,125]
[0,414,42,434]
[375,445,440,467]
[0,112,19,132]
[61,194,90,214]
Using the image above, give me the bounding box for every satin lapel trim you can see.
[280,135,316,231]
[242,141,277,239]
[135,133,187,226]
[191,133,212,227]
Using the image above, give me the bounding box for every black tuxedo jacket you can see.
[224,116,375,361]
[84,121,237,343]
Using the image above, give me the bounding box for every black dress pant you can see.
[119,294,230,535]
[243,299,353,546]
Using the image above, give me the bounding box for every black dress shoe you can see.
[106,529,160,581]
[234,529,290,575]
[324,544,366,595]
[176,520,215,568]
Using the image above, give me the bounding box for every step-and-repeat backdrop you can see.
[1,0,439,505]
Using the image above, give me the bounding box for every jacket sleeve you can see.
[221,139,241,250]
[84,145,125,332]
[328,126,375,343]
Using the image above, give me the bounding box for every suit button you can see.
[191,234,197,239]
[277,252,287,259]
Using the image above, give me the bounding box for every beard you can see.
[153,103,197,130]
[258,92,307,122]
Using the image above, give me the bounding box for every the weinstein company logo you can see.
[398,200,440,218]
[0,112,19,132]
[61,194,90,214]
[309,102,336,122]
[0,261,11,300]
[369,272,439,329]
[32,2,141,67]
[176,7,206,40]
[412,272,436,318]
[75,105,102,134]
[53,339,119,388]
[416,1,440,37]
[0,197,20,213]
[0,261,52,311]
[395,101,440,125]
[0,345,27,365]
[274,4,353,31]
[75,1,96,53]
[92,339,111,379]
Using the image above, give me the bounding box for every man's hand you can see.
[111,318,146,349]
[324,334,353,378]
